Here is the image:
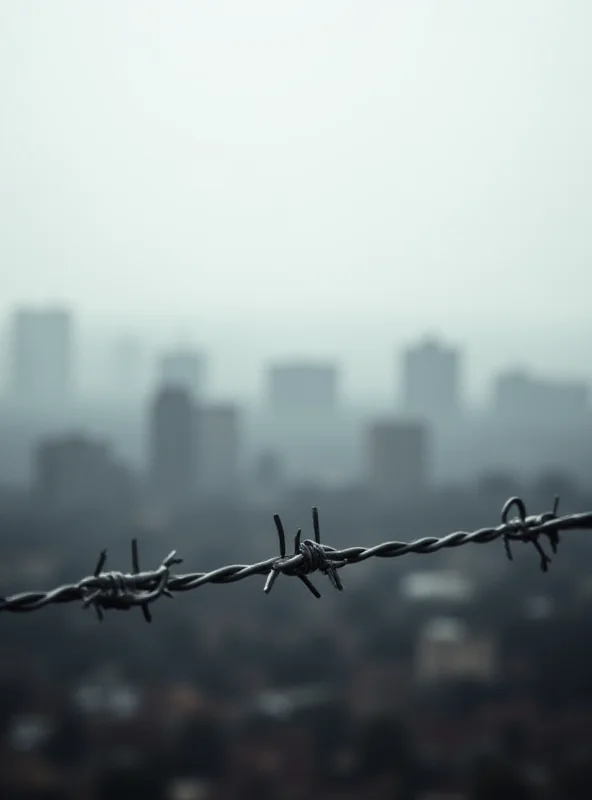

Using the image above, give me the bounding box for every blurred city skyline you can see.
[1,301,591,499]
[2,305,592,407]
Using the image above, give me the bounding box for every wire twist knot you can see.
[501,495,561,572]
[264,507,346,597]
[78,540,183,622]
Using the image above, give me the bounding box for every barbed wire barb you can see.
[1,494,592,621]
[263,507,347,598]
[77,540,183,622]
[501,495,561,572]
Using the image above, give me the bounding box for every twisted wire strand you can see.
[1,495,591,622]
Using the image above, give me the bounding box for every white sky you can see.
[1,1,591,400]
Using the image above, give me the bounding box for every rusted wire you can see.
[0,495,589,622]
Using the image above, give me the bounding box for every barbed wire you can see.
[1,495,591,623]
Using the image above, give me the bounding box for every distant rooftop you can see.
[400,570,474,602]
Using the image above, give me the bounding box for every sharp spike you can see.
[312,507,320,543]
[273,514,287,558]
[131,539,140,574]
[94,550,107,577]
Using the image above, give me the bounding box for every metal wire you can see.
[1,495,591,622]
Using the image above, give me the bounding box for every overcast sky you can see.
[1,1,590,399]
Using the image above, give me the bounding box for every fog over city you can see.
[1,2,592,799]
[2,1,592,402]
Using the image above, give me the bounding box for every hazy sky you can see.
[1,1,591,400]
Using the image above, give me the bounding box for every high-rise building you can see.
[9,307,73,403]
[196,403,240,498]
[267,362,339,415]
[401,338,460,421]
[158,349,205,399]
[365,418,429,500]
[148,387,196,512]
[34,434,132,513]
[493,369,589,422]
